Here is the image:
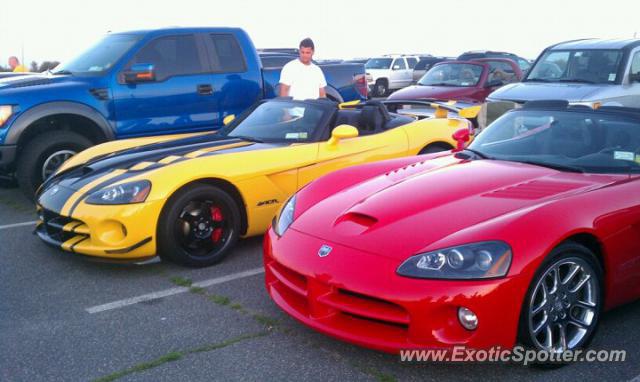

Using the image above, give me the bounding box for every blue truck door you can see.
[200,33,263,123]
[112,33,218,137]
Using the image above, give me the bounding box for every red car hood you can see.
[387,85,479,102]
[291,157,622,260]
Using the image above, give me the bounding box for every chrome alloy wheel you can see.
[528,258,599,353]
[42,150,76,180]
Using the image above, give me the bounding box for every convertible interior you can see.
[327,101,415,138]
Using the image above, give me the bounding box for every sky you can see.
[0,0,638,67]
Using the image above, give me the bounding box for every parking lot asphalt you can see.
[1,184,640,382]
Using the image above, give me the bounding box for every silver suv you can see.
[488,39,640,108]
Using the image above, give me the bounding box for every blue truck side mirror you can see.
[124,63,156,83]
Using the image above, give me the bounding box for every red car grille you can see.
[266,259,410,332]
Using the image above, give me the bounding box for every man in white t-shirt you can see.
[278,38,327,100]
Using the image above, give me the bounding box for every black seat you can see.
[358,102,390,134]
[334,110,361,128]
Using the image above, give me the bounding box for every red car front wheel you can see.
[519,243,603,358]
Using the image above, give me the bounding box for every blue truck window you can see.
[208,34,247,73]
[130,34,206,81]
[55,34,142,75]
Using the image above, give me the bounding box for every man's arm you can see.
[317,66,327,99]
[279,84,290,97]
[279,61,293,97]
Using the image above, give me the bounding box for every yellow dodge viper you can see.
[35,98,479,267]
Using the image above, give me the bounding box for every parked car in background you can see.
[388,58,522,104]
[458,50,531,74]
[258,52,296,68]
[366,55,418,96]
[257,48,299,55]
[412,57,453,83]
[488,38,640,108]
[0,29,367,198]
[344,58,370,64]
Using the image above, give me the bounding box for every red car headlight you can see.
[397,241,512,280]
[274,194,297,236]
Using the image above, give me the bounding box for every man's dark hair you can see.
[299,38,315,50]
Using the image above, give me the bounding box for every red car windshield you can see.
[418,63,483,87]
[469,109,640,174]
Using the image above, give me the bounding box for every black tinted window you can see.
[471,110,640,174]
[208,34,247,73]
[393,59,407,70]
[261,56,294,68]
[131,34,205,81]
[414,61,429,70]
[631,52,640,74]
[528,49,624,84]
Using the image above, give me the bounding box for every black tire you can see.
[373,79,388,97]
[16,130,93,200]
[418,143,452,155]
[518,242,603,366]
[157,184,241,267]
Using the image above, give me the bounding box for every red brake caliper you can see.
[210,206,224,243]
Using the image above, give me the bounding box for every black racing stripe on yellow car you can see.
[49,138,247,192]
[69,236,89,253]
[104,237,153,255]
[79,138,247,177]
[37,183,78,214]
[65,143,255,216]
[65,140,280,216]
[70,221,84,233]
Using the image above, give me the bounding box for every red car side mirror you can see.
[452,128,470,152]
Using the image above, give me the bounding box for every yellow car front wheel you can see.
[157,184,241,267]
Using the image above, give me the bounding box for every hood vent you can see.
[483,180,589,200]
[333,212,378,236]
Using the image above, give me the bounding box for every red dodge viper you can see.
[264,100,640,354]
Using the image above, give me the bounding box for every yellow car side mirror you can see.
[223,114,236,126]
[328,125,359,146]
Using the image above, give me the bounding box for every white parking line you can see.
[0,221,37,230]
[85,267,265,314]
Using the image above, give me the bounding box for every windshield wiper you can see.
[556,78,596,84]
[51,70,73,75]
[454,148,496,159]
[463,148,495,159]
[515,160,584,173]
[423,82,454,86]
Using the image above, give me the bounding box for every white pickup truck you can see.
[365,55,418,96]
[488,38,640,107]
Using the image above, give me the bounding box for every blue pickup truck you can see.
[0,27,367,196]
